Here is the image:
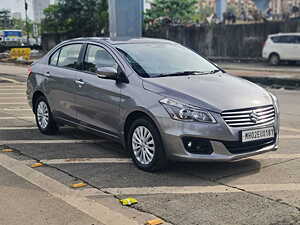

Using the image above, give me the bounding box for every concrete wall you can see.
[145,21,300,58]
[42,21,300,58]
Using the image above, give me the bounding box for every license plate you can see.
[242,127,275,143]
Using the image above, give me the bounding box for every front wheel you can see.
[35,96,59,135]
[127,117,168,172]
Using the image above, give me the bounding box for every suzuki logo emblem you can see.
[250,111,260,123]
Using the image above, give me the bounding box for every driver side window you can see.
[83,45,118,73]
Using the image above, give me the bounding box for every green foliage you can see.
[12,18,35,35]
[195,1,214,23]
[145,0,198,25]
[42,0,108,36]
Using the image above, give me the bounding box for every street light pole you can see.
[24,0,29,44]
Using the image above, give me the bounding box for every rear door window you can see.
[57,44,82,69]
[277,35,297,44]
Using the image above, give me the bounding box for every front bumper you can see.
[158,111,279,162]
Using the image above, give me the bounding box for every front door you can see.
[75,44,121,136]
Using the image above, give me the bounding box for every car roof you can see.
[62,37,175,46]
[269,33,300,37]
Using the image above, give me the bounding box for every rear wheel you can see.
[35,96,59,135]
[269,53,280,66]
[127,117,168,172]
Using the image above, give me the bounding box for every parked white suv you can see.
[262,33,300,65]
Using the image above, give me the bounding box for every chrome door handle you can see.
[45,71,51,77]
[75,80,85,85]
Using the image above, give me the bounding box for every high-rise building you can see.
[32,0,50,22]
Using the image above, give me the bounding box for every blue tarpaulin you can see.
[3,31,22,37]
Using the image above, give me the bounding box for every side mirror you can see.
[96,67,118,80]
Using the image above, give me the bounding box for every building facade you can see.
[269,0,300,14]
[32,0,50,22]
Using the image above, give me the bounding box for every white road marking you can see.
[0,103,28,105]
[0,139,106,145]
[0,77,21,84]
[0,97,26,99]
[2,108,31,111]
[237,183,300,192]
[0,86,25,88]
[251,153,300,159]
[0,88,25,91]
[33,154,300,166]
[40,158,132,165]
[103,186,241,195]
[102,183,300,195]
[280,135,300,139]
[0,93,25,95]
[0,153,139,225]
[281,127,300,133]
[0,116,34,120]
[0,126,36,130]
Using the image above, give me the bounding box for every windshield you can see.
[116,43,218,78]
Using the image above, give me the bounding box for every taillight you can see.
[28,67,32,76]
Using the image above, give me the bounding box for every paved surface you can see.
[0,64,300,225]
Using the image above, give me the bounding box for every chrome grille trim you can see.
[221,105,275,127]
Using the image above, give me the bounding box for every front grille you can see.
[222,137,276,154]
[221,105,275,128]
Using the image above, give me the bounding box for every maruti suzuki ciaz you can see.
[27,37,280,171]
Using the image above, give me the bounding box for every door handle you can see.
[75,80,85,86]
[45,71,51,77]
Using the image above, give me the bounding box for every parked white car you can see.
[262,33,300,65]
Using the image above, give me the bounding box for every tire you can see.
[127,117,168,172]
[269,53,280,66]
[34,96,59,135]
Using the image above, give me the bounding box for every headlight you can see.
[159,98,216,123]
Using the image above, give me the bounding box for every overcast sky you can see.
[2,0,149,20]
[1,0,55,19]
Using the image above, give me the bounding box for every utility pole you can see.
[25,0,29,44]
[108,0,143,40]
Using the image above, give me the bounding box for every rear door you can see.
[276,35,297,60]
[74,44,122,136]
[46,43,83,121]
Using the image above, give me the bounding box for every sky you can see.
[2,0,150,20]
[0,0,55,19]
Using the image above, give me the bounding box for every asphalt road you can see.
[0,64,300,225]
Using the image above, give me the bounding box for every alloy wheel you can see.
[132,126,155,165]
[37,101,49,129]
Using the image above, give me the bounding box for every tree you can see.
[0,10,13,29]
[144,0,198,25]
[42,0,108,37]
[12,18,34,35]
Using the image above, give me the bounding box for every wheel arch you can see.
[123,109,163,147]
[269,52,280,60]
[32,90,46,113]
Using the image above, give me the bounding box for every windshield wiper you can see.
[157,70,221,77]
